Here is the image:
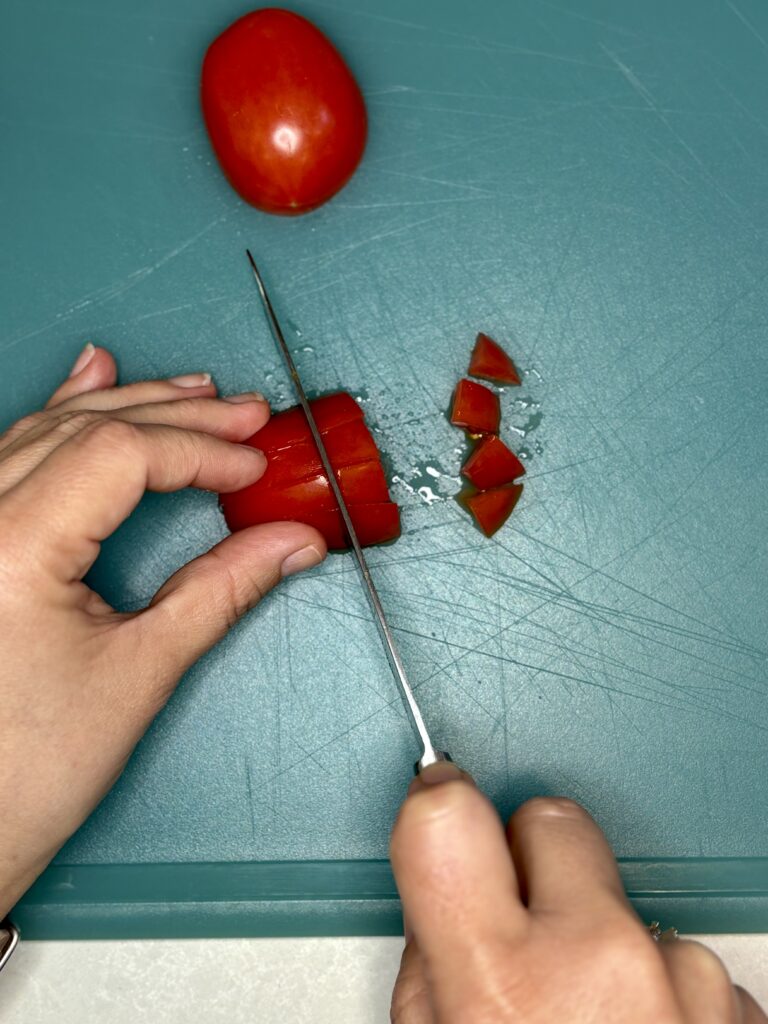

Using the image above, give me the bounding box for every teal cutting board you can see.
[3,0,768,937]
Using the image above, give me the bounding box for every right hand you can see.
[390,763,766,1023]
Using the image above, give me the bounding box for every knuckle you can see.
[676,940,732,988]
[52,409,102,436]
[1,411,47,443]
[76,416,139,452]
[514,796,588,824]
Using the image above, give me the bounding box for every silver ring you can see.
[649,920,679,943]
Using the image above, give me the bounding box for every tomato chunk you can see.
[450,379,500,434]
[468,333,521,385]
[463,484,523,537]
[462,435,525,490]
[220,392,399,551]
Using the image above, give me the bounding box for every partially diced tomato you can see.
[462,435,525,490]
[220,392,399,551]
[468,333,521,385]
[450,379,500,434]
[462,484,523,537]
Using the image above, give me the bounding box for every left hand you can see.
[0,345,326,916]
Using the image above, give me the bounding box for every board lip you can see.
[14,858,768,937]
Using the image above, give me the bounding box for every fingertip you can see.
[46,345,118,408]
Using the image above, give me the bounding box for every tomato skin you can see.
[462,483,523,537]
[450,379,500,434]
[201,8,367,214]
[468,333,521,385]
[462,435,525,490]
[220,392,400,550]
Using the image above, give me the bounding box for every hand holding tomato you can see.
[0,347,326,917]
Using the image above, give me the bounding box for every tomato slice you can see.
[462,483,523,537]
[249,392,363,454]
[468,333,521,385]
[220,392,398,550]
[304,504,401,551]
[253,420,381,491]
[450,379,500,434]
[462,435,525,490]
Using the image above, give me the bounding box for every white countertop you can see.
[2,936,767,1022]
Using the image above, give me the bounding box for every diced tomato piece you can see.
[462,435,525,490]
[450,379,500,434]
[468,333,521,385]
[219,392,398,551]
[462,483,523,537]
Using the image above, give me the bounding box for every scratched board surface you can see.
[3,0,768,936]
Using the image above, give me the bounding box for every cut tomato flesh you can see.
[220,392,398,551]
[462,435,525,490]
[468,333,521,385]
[250,419,381,491]
[463,483,523,537]
[302,503,401,550]
[450,378,500,434]
[249,391,364,453]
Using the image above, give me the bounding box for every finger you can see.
[45,345,118,408]
[3,419,267,580]
[390,940,435,1024]
[507,797,631,919]
[49,375,218,412]
[736,985,768,1024]
[128,522,326,690]
[660,940,743,1023]
[0,398,269,495]
[390,765,524,986]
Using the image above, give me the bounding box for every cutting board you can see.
[3,0,768,937]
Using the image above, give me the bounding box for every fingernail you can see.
[69,342,96,378]
[224,391,266,405]
[281,544,324,578]
[168,372,212,387]
[418,761,465,786]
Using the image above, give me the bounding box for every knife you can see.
[246,250,449,772]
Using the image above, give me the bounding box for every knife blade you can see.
[245,250,448,772]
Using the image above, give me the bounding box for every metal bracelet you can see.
[0,918,20,973]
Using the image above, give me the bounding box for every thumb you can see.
[390,764,525,1013]
[132,521,326,688]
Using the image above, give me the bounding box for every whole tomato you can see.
[201,8,367,214]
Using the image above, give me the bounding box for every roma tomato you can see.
[468,333,521,385]
[462,434,525,490]
[450,378,500,434]
[219,392,400,550]
[462,483,523,538]
[201,8,367,214]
